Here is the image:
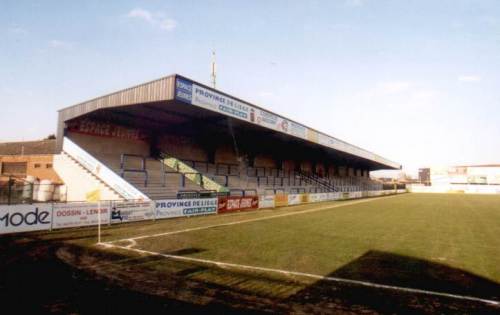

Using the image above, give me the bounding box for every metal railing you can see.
[176,189,229,199]
[180,172,205,188]
[120,154,148,187]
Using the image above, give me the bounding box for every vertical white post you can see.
[97,200,101,244]
[108,200,112,226]
[50,203,54,231]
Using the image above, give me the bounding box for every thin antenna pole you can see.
[211,51,217,89]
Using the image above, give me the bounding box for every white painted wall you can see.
[53,153,123,202]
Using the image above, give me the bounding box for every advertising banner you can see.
[308,193,319,203]
[218,196,259,213]
[110,201,154,223]
[288,193,309,205]
[307,129,319,143]
[341,192,350,200]
[0,204,52,235]
[309,193,328,203]
[348,192,362,199]
[287,194,301,205]
[258,195,275,208]
[327,192,341,201]
[274,194,288,207]
[53,203,110,229]
[300,193,309,203]
[176,77,251,121]
[174,77,399,169]
[155,198,218,219]
[67,118,147,141]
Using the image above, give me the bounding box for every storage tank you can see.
[53,185,67,202]
[22,176,36,200]
[37,179,54,202]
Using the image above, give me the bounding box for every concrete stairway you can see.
[53,152,123,202]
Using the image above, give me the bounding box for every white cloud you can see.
[481,16,498,27]
[345,0,363,7]
[48,40,73,50]
[458,75,481,82]
[450,21,463,29]
[128,8,153,21]
[258,91,275,98]
[127,8,177,31]
[377,81,411,94]
[7,26,28,35]
[158,18,177,31]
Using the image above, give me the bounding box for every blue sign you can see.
[175,78,193,103]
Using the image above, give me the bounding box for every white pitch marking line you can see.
[103,243,500,307]
[104,195,398,245]
[125,239,137,248]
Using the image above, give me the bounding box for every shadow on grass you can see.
[0,236,263,315]
[164,247,206,256]
[284,250,500,314]
[326,250,500,300]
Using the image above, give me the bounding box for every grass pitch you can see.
[3,193,500,314]
[112,194,500,285]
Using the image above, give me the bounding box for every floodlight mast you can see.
[211,50,217,89]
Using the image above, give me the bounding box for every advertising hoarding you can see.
[53,202,110,229]
[155,198,218,219]
[110,201,154,223]
[258,195,275,208]
[218,196,259,213]
[0,204,52,234]
[274,194,288,207]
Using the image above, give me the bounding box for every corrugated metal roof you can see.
[58,75,176,122]
[0,140,56,155]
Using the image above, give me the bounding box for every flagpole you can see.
[98,199,101,244]
[87,188,102,245]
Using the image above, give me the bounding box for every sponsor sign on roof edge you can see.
[175,77,398,169]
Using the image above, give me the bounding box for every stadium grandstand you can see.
[51,74,401,202]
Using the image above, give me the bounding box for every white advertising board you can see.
[349,192,363,199]
[258,195,275,208]
[327,192,341,201]
[0,204,52,234]
[155,198,218,219]
[287,194,302,205]
[53,203,110,229]
[309,193,328,203]
[111,201,154,223]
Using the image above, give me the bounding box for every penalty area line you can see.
[101,243,500,307]
[104,195,398,245]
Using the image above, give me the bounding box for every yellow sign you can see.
[275,194,289,207]
[86,189,101,202]
[307,129,319,143]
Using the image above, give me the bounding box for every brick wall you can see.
[254,154,276,168]
[68,132,149,156]
[158,134,207,161]
[0,155,61,183]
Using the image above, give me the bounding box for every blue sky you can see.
[1,0,499,174]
